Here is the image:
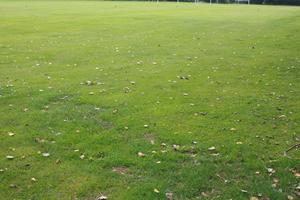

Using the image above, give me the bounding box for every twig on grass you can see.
[285,143,300,154]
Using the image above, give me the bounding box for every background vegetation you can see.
[127,0,300,6]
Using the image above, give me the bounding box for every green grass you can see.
[1,1,300,199]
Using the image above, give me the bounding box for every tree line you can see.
[202,0,300,5]
[150,0,300,5]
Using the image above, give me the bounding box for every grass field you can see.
[1,1,300,199]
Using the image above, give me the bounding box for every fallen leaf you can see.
[8,132,15,136]
[295,186,300,196]
[85,80,93,86]
[290,168,300,178]
[208,146,216,151]
[287,195,294,200]
[273,178,279,183]
[97,195,108,200]
[267,167,275,174]
[42,153,50,157]
[201,192,209,197]
[165,192,173,199]
[137,152,145,157]
[161,143,167,147]
[172,144,180,151]
[6,155,14,160]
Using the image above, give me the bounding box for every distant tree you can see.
[264,0,300,5]
[146,0,300,5]
[199,0,300,4]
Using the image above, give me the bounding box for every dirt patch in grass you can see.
[112,166,129,175]
[143,132,156,144]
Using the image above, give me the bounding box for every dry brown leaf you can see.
[97,195,108,200]
[201,192,209,197]
[165,192,173,200]
[295,186,300,196]
[208,146,216,151]
[137,152,145,157]
[287,195,294,200]
[172,144,180,151]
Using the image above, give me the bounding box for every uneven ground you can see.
[0,1,300,199]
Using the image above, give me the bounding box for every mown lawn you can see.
[0,1,300,199]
